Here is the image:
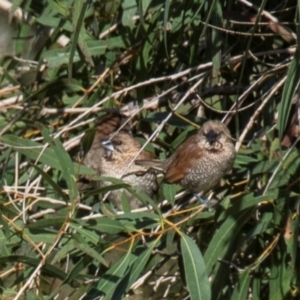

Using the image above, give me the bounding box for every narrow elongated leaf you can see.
[216,191,278,223]
[31,163,68,201]
[211,0,222,76]
[277,49,300,140]
[48,256,91,298]
[232,269,251,300]
[43,46,81,67]
[122,0,137,28]
[162,182,176,205]
[0,134,92,175]
[283,213,299,271]
[74,1,94,66]
[127,239,160,289]
[181,232,211,300]
[69,223,100,245]
[0,255,74,283]
[36,16,73,31]
[163,0,171,56]
[85,218,125,234]
[269,256,293,300]
[72,233,108,267]
[41,127,78,202]
[95,248,134,296]
[25,217,67,229]
[204,208,252,275]
[69,0,92,80]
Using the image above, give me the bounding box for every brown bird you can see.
[83,131,158,209]
[81,113,130,172]
[136,120,235,197]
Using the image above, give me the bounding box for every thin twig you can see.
[235,75,286,151]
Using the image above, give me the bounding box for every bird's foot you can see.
[193,193,214,211]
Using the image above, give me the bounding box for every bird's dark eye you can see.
[114,140,122,146]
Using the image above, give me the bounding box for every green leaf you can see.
[69,223,100,245]
[43,46,81,68]
[217,191,279,222]
[41,127,78,202]
[122,0,137,28]
[284,213,299,271]
[0,255,76,284]
[25,217,67,230]
[23,230,60,244]
[81,128,96,155]
[85,218,126,234]
[211,0,223,76]
[0,134,92,175]
[127,239,160,290]
[231,269,251,300]
[69,0,93,81]
[72,232,108,267]
[36,16,73,32]
[170,128,194,149]
[163,0,171,56]
[95,248,134,296]
[277,49,300,140]
[204,208,252,275]
[181,232,211,300]
[30,163,69,202]
[48,256,91,298]
[162,182,176,205]
[269,256,293,300]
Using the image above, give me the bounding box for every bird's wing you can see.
[165,136,203,183]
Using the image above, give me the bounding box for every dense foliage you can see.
[0,0,300,299]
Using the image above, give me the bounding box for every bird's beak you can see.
[101,139,115,152]
[206,130,218,144]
